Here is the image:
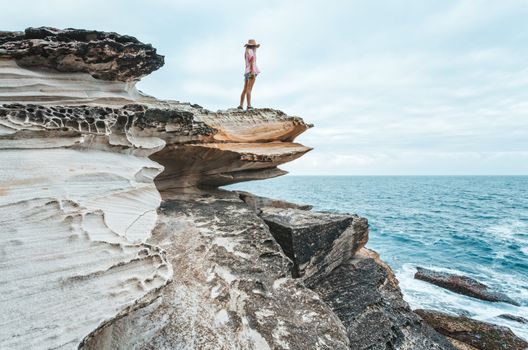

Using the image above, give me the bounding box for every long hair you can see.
[245,46,257,58]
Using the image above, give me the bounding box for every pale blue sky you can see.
[2,0,527,174]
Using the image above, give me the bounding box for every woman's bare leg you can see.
[239,79,248,107]
[246,76,256,107]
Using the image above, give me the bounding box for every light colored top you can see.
[245,49,260,75]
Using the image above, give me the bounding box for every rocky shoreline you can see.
[415,309,528,350]
[0,27,525,350]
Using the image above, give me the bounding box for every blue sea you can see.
[227,176,528,339]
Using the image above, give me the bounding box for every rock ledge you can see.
[0,27,164,81]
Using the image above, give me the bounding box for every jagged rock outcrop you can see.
[260,205,454,350]
[0,101,311,190]
[0,27,456,350]
[414,267,519,306]
[0,27,164,81]
[415,309,528,350]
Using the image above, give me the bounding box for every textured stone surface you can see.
[415,267,519,306]
[307,249,456,350]
[152,141,310,191]
[0,103,311,189]
[0,27,331,349]
[0,58,155,105]
[415,309,528,350]
[0,27,163,81]
[446,337,479,350]
[0,101,315,349]
[0,149,172,348]
[82,193,349,349]
[0,28,317,347]
[260,207,368,280]
[260,208,453,349]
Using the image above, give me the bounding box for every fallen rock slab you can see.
[415,309,528,350]
[498,314,528,324]
[237,190,313,212]
[260,207,368,281]
[414,267,519,306]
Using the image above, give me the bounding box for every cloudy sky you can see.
[2,0,527,175]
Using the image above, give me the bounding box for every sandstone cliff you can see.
[0,27,454,350]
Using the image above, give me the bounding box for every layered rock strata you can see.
[0,105,310,191]
[0,27,457,350]
[0,27,164,81]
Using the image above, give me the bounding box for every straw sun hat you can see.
[244,39,260,48]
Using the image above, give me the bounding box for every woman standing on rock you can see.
[238,39,260,110]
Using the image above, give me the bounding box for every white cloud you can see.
[283,150,528,175]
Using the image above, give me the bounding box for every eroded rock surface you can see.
[82,193,349,350]
[0,27,164,81]
[0,103,311,189]
[414,267,519,306]
[0,146,172,348]
[415,309,528,350]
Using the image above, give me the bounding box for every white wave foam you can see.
[485,219,528,245]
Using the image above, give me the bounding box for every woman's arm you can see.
[248,50,255,75]
[250,62,254,75]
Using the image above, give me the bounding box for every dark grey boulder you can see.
[414,267,519,306]
[498,314,528,324]
[259,207,368,281]
[415,309,528,350]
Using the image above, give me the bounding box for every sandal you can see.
[236,105,243,110]
[247,106,254,110]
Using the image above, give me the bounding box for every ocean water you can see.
[226,176,528,339]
